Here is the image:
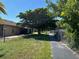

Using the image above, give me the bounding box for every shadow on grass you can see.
[0,54,5,57]
[0,48,6,58]
[23,34,60,41]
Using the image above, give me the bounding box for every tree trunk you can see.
[38,29,41,35]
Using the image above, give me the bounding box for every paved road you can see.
[51,41,79,59]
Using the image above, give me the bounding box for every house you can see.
[0,19,27,37]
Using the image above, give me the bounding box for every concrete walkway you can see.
[51,41,79,59]
[0,35,25,41]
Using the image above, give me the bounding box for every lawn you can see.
[0,35,51,59]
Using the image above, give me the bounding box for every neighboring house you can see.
[0,19,27,37]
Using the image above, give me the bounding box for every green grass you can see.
[0,37,51,59]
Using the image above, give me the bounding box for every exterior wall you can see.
[0,25,3,37]
[3,25,21,36]
[0,24,28,37]
[0,20,28,37]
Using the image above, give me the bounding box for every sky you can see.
[0,0,56,23]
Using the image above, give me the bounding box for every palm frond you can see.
[0,2,6,14]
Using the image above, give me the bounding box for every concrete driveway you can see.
[51,41,79,59]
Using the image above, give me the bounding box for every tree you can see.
[17,8,57,35]
[0,2,6,14]
[46,0,79,49]
[59,0,79,49]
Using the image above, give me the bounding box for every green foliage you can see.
[0,2,6,14]
[46,0,79,49]
[59,0,79,49]
[17,8,57,34]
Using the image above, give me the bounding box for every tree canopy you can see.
[46,0,79,49]
[17,8,57,34]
